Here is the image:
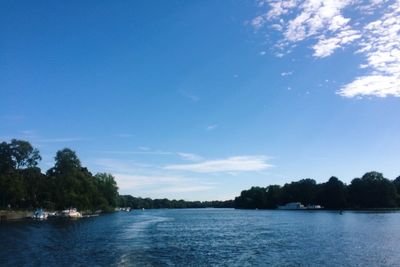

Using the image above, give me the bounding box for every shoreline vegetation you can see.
[0,139,232,220]
[1,139,400,221]
[234,172,400,210]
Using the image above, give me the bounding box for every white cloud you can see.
[312,29,362,58]
[337,74,400,97]
[251,15,268,30]
[164,155,272,173]
[114,173,181,190]
[177,152,203,162]
[206,124,218,131]
[267,0,299,20]
[154,185,214,193]
[100,150,173,156]
[252,0,400,98]
[281,71,293,76]
[92,158,215,194]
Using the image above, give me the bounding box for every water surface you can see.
[1,209,399,266]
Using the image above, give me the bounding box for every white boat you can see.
[277,202,306,210]
[306,204,323,209]
[32,209,48,220]
[61,208,82,218]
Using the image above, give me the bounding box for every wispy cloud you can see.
[99,150,174,156]
[181,90,200,102]
[177,152,203,162]
[92,158,215,194]
[20,130,36,136]
[36,137,83,143]
[164,155,272,173]
[281,71,293,76]
[252,0,400,98]
[206,124,218,131]
[154,185,214,193]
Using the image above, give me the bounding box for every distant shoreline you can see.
[3,207,400,222]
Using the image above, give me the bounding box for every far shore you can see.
[2,207,400,221]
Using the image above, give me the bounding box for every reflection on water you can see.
[1,209,400,266]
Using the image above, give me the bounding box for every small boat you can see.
[306,204,323,210]
[61,208,82,218]
[277,202,306,210]
[121,207,131,212]
[32,209,48,220]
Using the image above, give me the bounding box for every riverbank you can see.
[0,209,104,221]
[0,210,33,221]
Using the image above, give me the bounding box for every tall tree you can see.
[0,140,42,208]
[281,179,318,205]
[348,172,397,208]
[95,173,119,208]
[319,177,347,209]
[9,139,41,169]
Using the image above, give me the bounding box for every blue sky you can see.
[1,0,400,200]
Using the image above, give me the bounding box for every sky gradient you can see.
[1,0,400,200]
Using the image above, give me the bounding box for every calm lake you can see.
[1,209,399,266]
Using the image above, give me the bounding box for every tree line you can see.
[0,139,232,211]
[3,139,399,211]
[0,139,118,211]
[118,195,233,209]
[234,173,400,210]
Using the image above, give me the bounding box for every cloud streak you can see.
[164,155,272,173]
[36,137,83,143]
[92,158,216,195]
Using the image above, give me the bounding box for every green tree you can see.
[9,139,41,169]
[393,176,400,205]
[348,172,397,208]
[94,173,119,209]
[319,177,347,209]
[0,140,42,208]
[281,179,318,205]
[47,148,96,210]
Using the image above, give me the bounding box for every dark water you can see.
[1,209,400,266]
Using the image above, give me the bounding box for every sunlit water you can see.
[1,209,400,266]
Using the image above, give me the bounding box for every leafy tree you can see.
[94,173,119,209]
[0,140,41,208]
[393,176,400,205]
[234,187,268,209]
[0,141,14,173]
[47,149,93,210]
[348,172,397,208]
[9,139,41,169]
[281,179,318,205]
[319,177,347,209]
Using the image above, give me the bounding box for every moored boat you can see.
[61,208,82,218]
[277,202,306,210]
[32,209,48,220]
